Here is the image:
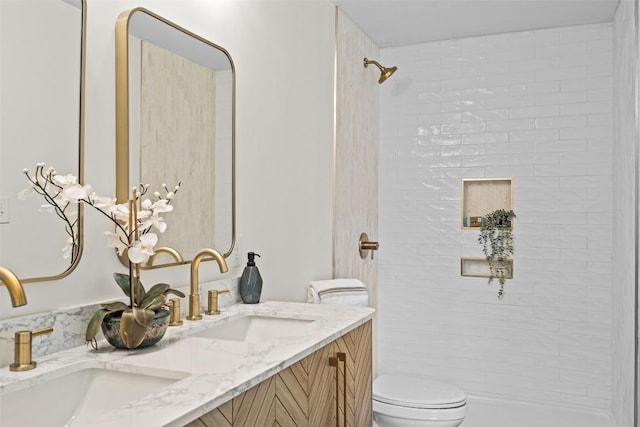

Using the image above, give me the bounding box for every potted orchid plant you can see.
[21,163,185,349]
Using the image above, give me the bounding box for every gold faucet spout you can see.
[0,267,27,307]
[143,246,185,268]
[187,248,229,320]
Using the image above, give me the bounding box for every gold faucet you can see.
[0,267,27,307]
[187,248,229,320]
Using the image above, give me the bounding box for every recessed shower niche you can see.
[460,257,513,279]
[460,178,513,229]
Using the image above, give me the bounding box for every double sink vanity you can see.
[0,301,374,426]
[0,3,376,425]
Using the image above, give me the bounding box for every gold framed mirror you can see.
[116,8,236,268]
[0,0,86,283]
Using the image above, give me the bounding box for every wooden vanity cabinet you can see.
[186,320,372,427]
[333,321,373,427]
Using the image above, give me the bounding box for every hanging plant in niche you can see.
[478,209,515,299]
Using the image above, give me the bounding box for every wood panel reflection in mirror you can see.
[0,0,85,283]
[116,8,235,269]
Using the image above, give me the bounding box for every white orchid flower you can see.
[17,185,35,200]
[53,174,88,202]
[104,231,127,255]
[141,198,173,213]
[39,203,56,213]
[108,203,130,223]
[53,173,78,186]
[22,164,181,273]
[136,209,152,219]
[62,237,75,260]
[141,212,167,233]
[89,193,116,209]
[153,199,173,213]
[62,185,87,202]
[127,233,158,264]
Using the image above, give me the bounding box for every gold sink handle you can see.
[168,299,183,326]
[10,326,53,372]
[205,289,230,315]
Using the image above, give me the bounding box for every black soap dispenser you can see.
[239,252,262,304]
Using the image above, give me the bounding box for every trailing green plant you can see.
[478,209,515,299]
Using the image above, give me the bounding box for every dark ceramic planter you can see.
[101,309,170,349]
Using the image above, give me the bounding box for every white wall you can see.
[613,1,637,425]
[0,0,336,318]
[379,23,614,410]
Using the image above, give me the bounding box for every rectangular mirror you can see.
[0,0,85,282]
[116,8,235,268]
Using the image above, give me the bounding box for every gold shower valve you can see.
[359,232,380,260]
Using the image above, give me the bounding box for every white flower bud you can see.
[166,192,174,200]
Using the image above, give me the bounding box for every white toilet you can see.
[372,375,467,427]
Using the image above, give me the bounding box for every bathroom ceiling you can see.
[332,0,622,47]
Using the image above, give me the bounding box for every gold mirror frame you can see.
[0,0,86,283]
[115,8,236,269]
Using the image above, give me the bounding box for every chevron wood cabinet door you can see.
[186,378,276,427]
[350,321,372,427]
[308,341,337,427]
[275,356,310,426]
[184,399,234,427]
[332,321,372,427]
[233,376,276,426]
[184,320,372,427]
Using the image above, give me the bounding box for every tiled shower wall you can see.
[378,24,614,410]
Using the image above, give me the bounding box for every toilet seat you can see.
[373,375,467,410]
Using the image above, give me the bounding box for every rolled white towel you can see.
[307,278,369,307]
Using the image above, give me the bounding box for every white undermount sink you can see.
[190,315,317,342]
[0,366,185,426]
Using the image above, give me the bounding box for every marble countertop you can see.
[0,301,375,427]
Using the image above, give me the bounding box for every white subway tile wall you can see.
[379,24,613,410]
